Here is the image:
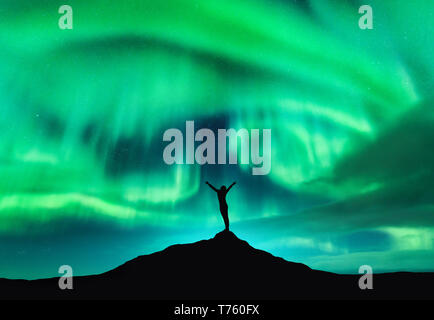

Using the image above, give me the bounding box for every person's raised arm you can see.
[227,181,236,192]
[206,181,218,192]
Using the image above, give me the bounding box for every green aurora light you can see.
[0,0,433,279]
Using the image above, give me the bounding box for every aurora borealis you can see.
[0,0,433,279]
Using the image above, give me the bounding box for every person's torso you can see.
[217,191,227,204]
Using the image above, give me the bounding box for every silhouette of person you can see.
[206,181,236,231]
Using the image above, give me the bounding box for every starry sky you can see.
[0,0,433,279]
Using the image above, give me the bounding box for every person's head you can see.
[220,185,226,191]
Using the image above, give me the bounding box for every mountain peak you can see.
[213,229,238,240]
[208,230,250,248]
[2,231,434,299]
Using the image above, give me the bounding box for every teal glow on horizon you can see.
[0,0,433,279]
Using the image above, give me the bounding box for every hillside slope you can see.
[1,231,433,299]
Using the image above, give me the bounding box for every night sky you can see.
[0,0,433,279]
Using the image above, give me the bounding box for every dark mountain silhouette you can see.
[1,230,434,299]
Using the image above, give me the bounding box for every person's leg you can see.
[220,205,229,231]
